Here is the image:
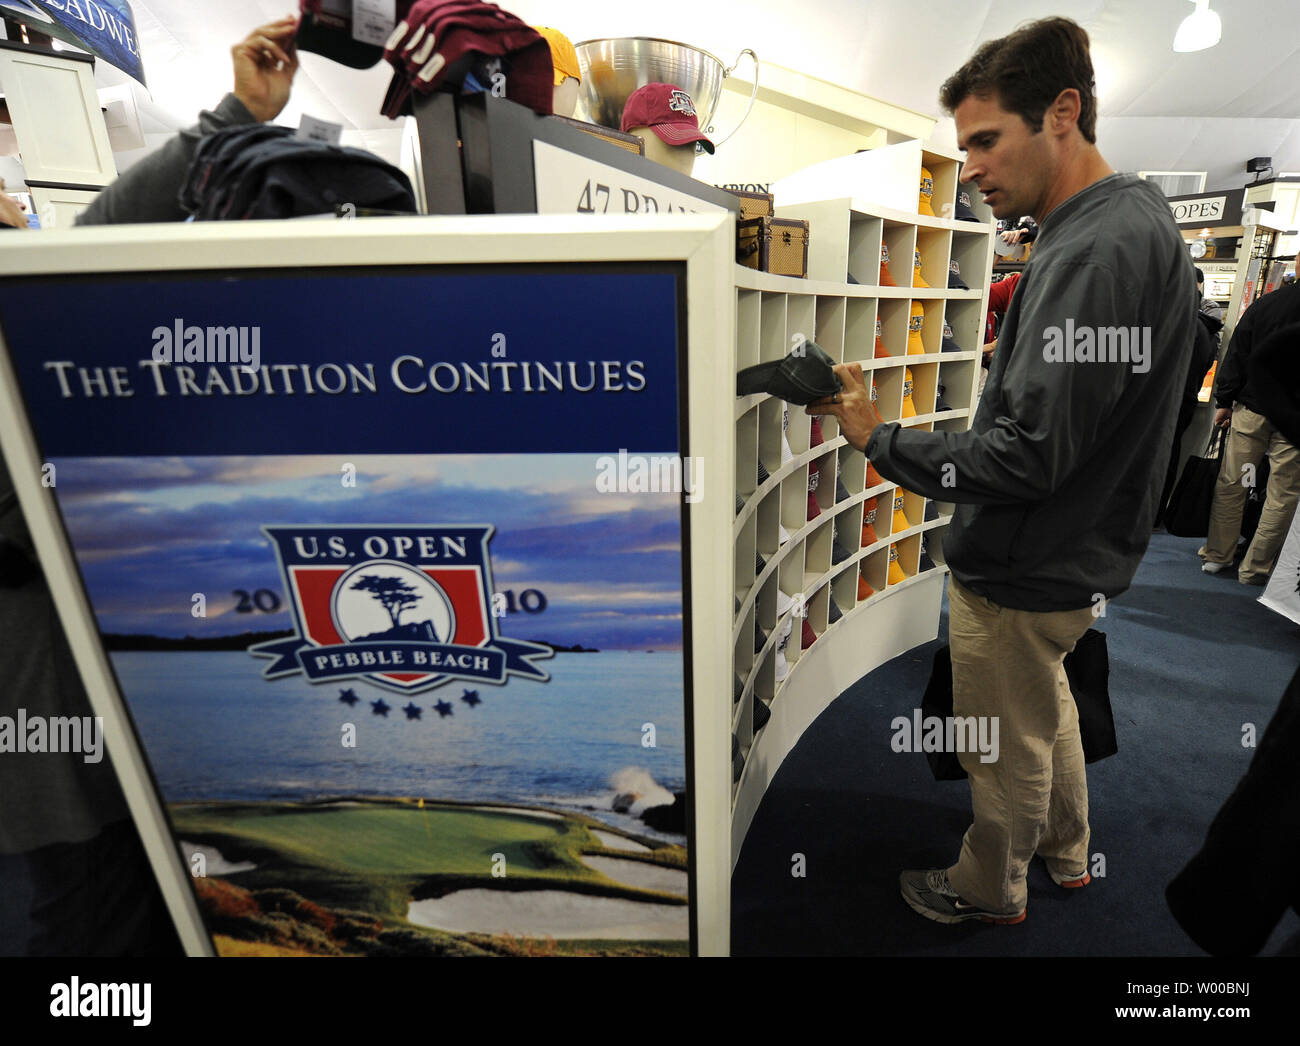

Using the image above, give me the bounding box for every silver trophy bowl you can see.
[573,37,758,148]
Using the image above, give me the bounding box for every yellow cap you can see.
[902,367,917,418]
[888,544,909,585]
[534,26,581,85]
[907,300,926,355]
[919,166,936,217]
[892,493,911,535]
[913,248,930,288]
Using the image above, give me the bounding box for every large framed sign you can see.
[0,216,735,956]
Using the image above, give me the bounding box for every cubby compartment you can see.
[922,148,961,220]
[735,501,758,598]
[907,362,939,416]
[755,639,778,703]
[937,358,975,413]
[757,396,785,475]
[950,229,989,296]
[916,528,940,576]
[736,406,759,496]
[781,469,809,535]
[898,487,926,530]
[737,289,761,372]
[914,227,951,290]
[917,299,945,356]
[943,297,983,357]
[860,489,887,549]
[844,296,877,364]
[833,499,864,567]
[809,452,836,519]
[877,296,910,358]
[805,517,834,582]
[785,402,811,461]
[787,294,816,359]
[886,540,912,588]
[830,566,858,622]
[836,442,865,500]
[876,365,903,422]
[778,545,807,619]
[760,292,788,365]
[804,584,830,644]
[757,486,782,557]
[815,295,847,362]
[861,546,888,601]
[756,572,779,633]
[881,221,916,290]
[848,214,884,286]
[896,532,922,577]
[734,600,756,680]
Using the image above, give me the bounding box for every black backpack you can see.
[1185,309,1222,402]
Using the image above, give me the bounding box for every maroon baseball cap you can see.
[620,83,714,154]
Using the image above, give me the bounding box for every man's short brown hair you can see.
[939,17,1098,144]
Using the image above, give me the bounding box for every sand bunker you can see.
[583,855,687,896]
[407,890,687,940]
[180,841,255,875]
[590,829,651,852]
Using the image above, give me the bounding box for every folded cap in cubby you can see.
[941,321,964,353]
[733,733,743,781]
[902,368,917,418]
[777,588,795,617]
[828,596,843,624]
[948,258,969,290]
[857,569,875,600]
[925,500,939,522]
[861,496,879,546]
[534,26,580,84]
[875,316,890,358]
[778,613,794,646]
[907,301,926,355]
[918,537,936,572]
[955,189,978,222]
[832,535,852,564]
[892,492,910,534]
[888,543,908,585]
[778,520,792,546]
[880,243,898,286]
[752,693,771,731]
[810,417,824,447]
[847,272,861,285]
[754,620,768,654]
[736,492,745,516]
[734,672,744,703]
[806,489,821,522]
[757,460,770,484]
[866,459,884,487]
[918,166,936,217]
[836,477,851,503]
[913,249,930,289]
[621,82,715,153]
[935,383,953,412]
[735,595,742,616]
[756,551,766,574]
[736,339,842,405]
[801,620,818,650]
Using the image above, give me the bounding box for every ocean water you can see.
[113,651,688,833]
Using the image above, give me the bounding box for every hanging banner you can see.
[0,261,695,956]
[1,1,145,86]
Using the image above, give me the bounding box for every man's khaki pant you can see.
[1201,404,1300,582]
[945,576,1096,915]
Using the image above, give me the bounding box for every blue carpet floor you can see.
[732,530,1300,956]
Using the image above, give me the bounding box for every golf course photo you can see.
[173,796,690,956]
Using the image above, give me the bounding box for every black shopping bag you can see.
[920,630,1117,782]
[1164,427,1226,538]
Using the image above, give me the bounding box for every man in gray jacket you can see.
[812,17,1196,924]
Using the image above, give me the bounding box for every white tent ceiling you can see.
[60,0,1300,190]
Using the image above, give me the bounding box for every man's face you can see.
[954,92,1053,222]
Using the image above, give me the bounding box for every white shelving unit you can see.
[730,143,994,865]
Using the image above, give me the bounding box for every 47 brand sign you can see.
[252,525,552,694]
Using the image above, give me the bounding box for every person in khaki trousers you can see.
[1199,258,1300,584]
[811,17,1196,924]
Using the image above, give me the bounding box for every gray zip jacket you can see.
[866,173,1197,611]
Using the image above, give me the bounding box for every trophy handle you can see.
[708,49,759,149]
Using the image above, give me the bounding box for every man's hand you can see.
[0,183,28,230]
[232,16,300,123]
[1000,228,1027,246]
[806,362,883,453]
[982,338,996,367]
[1214,406,1232,429]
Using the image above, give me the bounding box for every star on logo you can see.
[338,688,359,706]
[371,698,391,716]
[402,702,423,720]
[460,688,481,707]
[434,700,454,718]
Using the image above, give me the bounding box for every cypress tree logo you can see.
[252,525,552,694]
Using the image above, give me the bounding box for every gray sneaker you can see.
[1201,560,1232,574]
[899,868,1026,925]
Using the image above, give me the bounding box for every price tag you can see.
[352,0,396,46]
[296,114,344,146]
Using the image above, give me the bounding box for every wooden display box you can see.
[737,217,809,278]
[724,188,774,221]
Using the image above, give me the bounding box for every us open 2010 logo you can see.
[251,525,552,694]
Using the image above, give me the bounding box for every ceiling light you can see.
[1174,0,1222,52]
